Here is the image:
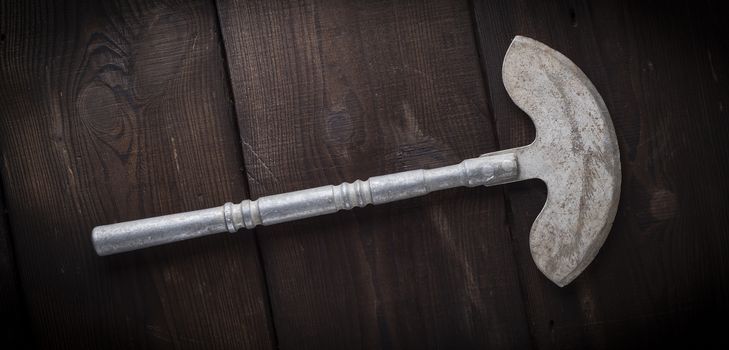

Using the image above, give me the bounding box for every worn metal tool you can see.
[92,36,620,287]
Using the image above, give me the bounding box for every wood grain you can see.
[216,0,531,348]
[472,0,729,347]
[0,0,273,348]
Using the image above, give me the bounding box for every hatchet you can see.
[92,36,621,287]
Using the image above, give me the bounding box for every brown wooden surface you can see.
[1,0,728,348]
[215,0,530,348]
[0,0,273,348]
[473,0,729,347]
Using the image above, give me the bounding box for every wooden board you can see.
[472,0,729,347]
[215,0,531,348]
[0,0,274,348]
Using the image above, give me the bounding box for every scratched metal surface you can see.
[501,36,621,286]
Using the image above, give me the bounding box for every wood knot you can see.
[324,110,355,147]
[648,189,678,222]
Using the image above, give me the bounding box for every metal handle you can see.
[92,152,518,255]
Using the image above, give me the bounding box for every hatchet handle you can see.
[92,153,517,256]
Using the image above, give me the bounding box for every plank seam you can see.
[209,0,280,348]
[467,1,537,348]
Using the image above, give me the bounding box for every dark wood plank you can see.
[473,0,729,347]
[216,0,531,348]
[0,186,32,347]
[0,0,274,348]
